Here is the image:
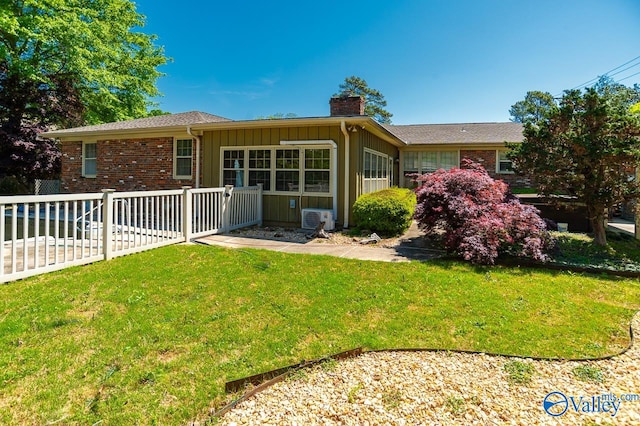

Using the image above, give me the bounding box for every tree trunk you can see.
[590,207,607,246]
[308,221,330,239]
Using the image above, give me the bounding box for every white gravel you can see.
[218,312,640,425]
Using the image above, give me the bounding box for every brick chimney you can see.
[329,95,365,116]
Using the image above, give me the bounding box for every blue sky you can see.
[135,0,640,125]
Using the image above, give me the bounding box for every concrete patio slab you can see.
[196,228,444,263]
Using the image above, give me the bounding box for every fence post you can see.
[102,189,115,261]
[256,183,263,226]
[222,185,234,232]
[182,186,192,242]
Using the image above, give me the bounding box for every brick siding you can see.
[60,137,197,193]
[460,149,532,188]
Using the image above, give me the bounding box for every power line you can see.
[617,69,640,83]
[607,61,640,79]
[570,55,640,91]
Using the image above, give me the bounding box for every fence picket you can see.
[1,185,262,283]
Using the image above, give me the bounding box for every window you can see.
[223,150,245,187]
[363,149,391,194]
[220,145,333,195]
[174,139,193,179]
[83,142,97,178]
[275,149,299,191]
[439,151,458,170]
[497,150,514,174]
[304,148,330,193]
[248,149,271,190]
[402,151,459,186]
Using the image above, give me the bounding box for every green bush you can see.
[352,187,416,236]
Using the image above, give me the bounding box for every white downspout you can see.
[187,127,201,188]
[340,120,350,228]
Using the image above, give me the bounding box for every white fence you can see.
[1,185,262,283]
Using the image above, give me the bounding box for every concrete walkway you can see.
[196,219,637,263]
[608,218,636,237]
[196,223,444,263]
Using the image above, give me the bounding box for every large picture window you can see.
[402,150,458,187]
[174,139,193,179]
[221,146,332,195]
[82,142,97,178]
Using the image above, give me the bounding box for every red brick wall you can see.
[460,149,532,188]
[60,137,197,193]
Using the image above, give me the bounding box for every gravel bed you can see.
[218,312,640,425]
[228,226,407,248]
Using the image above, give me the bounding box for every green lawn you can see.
[551,230,640,272]
[1,244,639,424]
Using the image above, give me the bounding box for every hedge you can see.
[352,187,416,236]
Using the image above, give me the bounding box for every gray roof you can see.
[384,122,524,145]
[42,110,523,147]
[42,111,231,136]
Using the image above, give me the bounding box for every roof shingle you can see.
[42,111,231,136]
[384,122,524,145]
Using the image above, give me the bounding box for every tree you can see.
[509,90,556,124]
[0,0,167,192]
[335,76,392,124]
[414,160,553,265]
[508,80,640,246]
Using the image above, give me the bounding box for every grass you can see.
[552,230,640,272]
[503,360,535,385]
[0,244,639,424]
[572,365,605,383]
[445,395,466,415]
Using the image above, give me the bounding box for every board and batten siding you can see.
[201,125,345,227]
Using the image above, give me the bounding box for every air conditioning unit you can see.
[301,209,335,231]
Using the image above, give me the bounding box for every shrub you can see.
[352,187,416,236]
[414,159,554,264]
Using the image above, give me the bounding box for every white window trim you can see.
[220,145,333,197]
[173,138,194,180]
[496,150,514,174]
[363,148,392,194]
[82,141,97,178]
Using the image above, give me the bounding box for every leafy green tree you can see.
[0,0,167,191]
[508,80,640,246]
[509,90,556,124]
[336,76,392,124]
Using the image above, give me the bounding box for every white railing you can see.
[1,185,262,283]
[226,185,264,232]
